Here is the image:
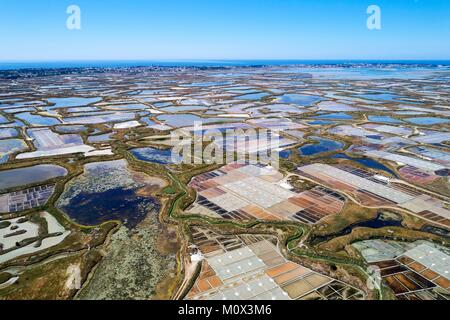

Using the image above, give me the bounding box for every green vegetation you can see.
[0,272,12,285]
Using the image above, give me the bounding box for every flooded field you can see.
[0,165,67,191]
[0,139,27,164]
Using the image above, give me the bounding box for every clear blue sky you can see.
[0,0,449,61]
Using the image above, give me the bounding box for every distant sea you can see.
[1,60,450,70]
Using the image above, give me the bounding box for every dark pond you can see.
[421,225,450,239]
[60,188,160,229]
[309,213,403,246]
[332,153,398,177]
[279,150,292,159]
[299,136,344,156]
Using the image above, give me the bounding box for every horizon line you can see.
[2,59,450,63]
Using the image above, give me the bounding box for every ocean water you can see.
[1,60,450,70]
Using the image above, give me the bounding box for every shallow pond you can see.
[0,139,28,164]
[225,88,259,94]
[278,94,322,106]
[368,115,403,124]
[299,136,344,156]
[238,92,270,100]
[406,117,450,125]
[161,105,208,113]
[153,102,173,108]
[15,112,61,126]
[355,93,404,102]
[182,81,232,87]
[56,160,163,228]
[67,106,100,113]
[60,188,159,229]
[106,104,149,111]
[140,117,157,126]
[314,112,353,120]
[87,133,113,143]
[0,115,9,124]
[131,147,181,165]
[0,164,67,191]
[279,149,292,159]
[421,225,450,239]
[307,120,334,125]
[47,97,102,108]
[332,153,398,177]
[257,104,302,113]
[157,114,234,128]
[55,125,87,133]
[0,128,18,139]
